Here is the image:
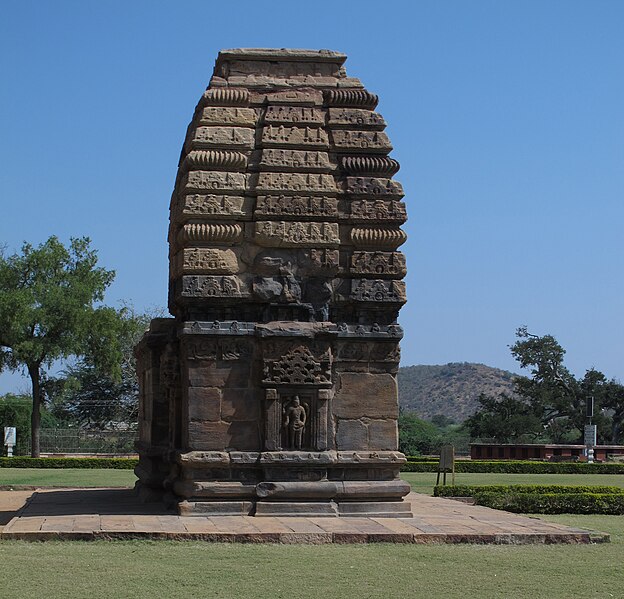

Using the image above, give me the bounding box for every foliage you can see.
[473,491,624,514]
[0,237,126,455]
[0,393,59,448]
[0,457,137,469]
[400,460,624,474]
[434,484,624,497]
[466,327,624,444]
[398,412,470,455]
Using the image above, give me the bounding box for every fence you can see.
[13,428,138,455]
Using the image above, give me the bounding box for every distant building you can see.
[470,443,624,461]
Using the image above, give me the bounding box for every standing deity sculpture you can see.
[283,396,307,449]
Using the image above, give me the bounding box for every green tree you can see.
[0,393,59,452]
[398,413,441,456]
[0,237,123,456]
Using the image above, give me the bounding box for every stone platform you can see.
[0,489,609,544]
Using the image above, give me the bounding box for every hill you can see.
[398,363,517,423]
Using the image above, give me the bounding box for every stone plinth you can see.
[135,48,410,517]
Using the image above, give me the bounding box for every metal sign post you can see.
[436,445,455,486]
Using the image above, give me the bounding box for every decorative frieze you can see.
[261,125,329,149]
[262,345,332,386]
[350,252,406,277]
[180,150,248,173]
[350,227,407,249]
[176,248,238,275]
[179,275,248,298]
[340,156,400,176]
[255,195,338,218]
[189,126,255,150]
[259,149,332,172]
[324,89,378,110]
[349,199,407,222]
[328,108,386,129]
[175,195,247,219]
[181,171,247,193]
[331,130,392,152]
[345,177,404,198]
[350,279,406,303]
[199,87,250,107]
[255,221,340,247]
[264,106,325,125]
[198,107,257,127]
[177,223,243,246]
[254,172,337,194]
[260,90,323,106]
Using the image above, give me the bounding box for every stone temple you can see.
[135,48,410,517]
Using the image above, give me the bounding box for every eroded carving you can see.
[175,195,246,218]
[177,248,238,275]
[182,171,247,192]
[189,126,254,149]
[255,173,337,194]
[263,345,331,385]
[283,396,307,449]
[351,252,407,276]
[199,107,256,126]
[264,106,325,124]
[345,177,404,198]
[349,199,407,222]
[259,149,332,172]
[262,125,329,148]
[331,130,392,152]
[255,195,338,218]
[328,108,385,128]
[255,221,340,247]
[350,279,407,303]
[180,275,248,298]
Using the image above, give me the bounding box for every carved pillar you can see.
[264,388,281,451]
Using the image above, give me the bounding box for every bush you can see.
[474,491,624,514]
[401,460,624,474]
[434,484,624,497]
[0,457,137,469]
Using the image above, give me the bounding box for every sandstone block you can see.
[333,373,398,419]
[367,419,398,451]
[221,388,259,421]
[187,387,221,421]
[188,361,251,388]
[336,419,368,450]
[189,126,254,150]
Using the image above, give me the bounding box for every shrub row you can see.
[474,491,624,515]
[434,484,624,497]
[401,460,624,474]
[0,457,138,469]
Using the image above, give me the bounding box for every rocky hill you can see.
[398,363,517,422]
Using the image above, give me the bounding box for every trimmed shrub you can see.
[434,484,624,497]
[401,460,624,474]
[0,457,138,469]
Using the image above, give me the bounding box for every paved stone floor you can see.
[0,488,609,544]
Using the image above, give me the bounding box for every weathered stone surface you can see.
[136,48,409,517]
[328,108,386,129]
[255,221,340,247]
[331,130,392,152]
[262,126,329,148]
[199,107,257,127]
[189,126,254,150]
[333,373,399,419]
[255,195,338,218]
[255,172,337,194]
[258,149,332,172]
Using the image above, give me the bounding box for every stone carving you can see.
[330,130,392,152]
[324,89,379,109]
[199,107,256,126]
[255,221,340,247]
[262,125,329,148]
[259,149,332,172]
[263,345,331,386]
[328,108,386,128]
[177,223,243,245]
[340,156,400,176]
[220,339,251,361]
[350,227,407,249]
[180,275,248,298]
[262,89,323,106]
[264,106,325,124]
[185,339,218,360]
[338,342,369,361]
[181,150,248,173]
[345,177,404,198]
[370,343,401,362]
[255,195,338,218]
[176,195,246,218]
[255,173,337,194]
[177,248,238,275]
[283,396,307,449]
[298,248,340,274]
[350,252,406,276]
[189,126,255,150]
[182,171,247,192]
[350,279,407,303]
[200,87,250,107]
[349,199,407,222]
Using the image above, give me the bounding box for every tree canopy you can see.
[0,236,124,455]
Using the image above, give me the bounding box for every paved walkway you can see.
[0,488,609,544]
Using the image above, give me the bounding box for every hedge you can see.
[401,460,624,474]
[0,457,138,469]
[474,491,624,514]
[434,484,624,497]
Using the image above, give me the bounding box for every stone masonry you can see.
[135,49,410,517]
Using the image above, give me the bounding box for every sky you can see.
[1,0,623,394]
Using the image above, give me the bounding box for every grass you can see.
[0,468,136,488]
[0,514,621,599]
[402,471,624,495]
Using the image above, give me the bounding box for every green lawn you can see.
[0,513,621,599]
[0,468,136,488]
[402,471,624,495]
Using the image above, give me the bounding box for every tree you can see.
[398,413,441,456]
[0,237,123,456]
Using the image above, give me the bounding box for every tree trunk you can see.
[28,364,41,458]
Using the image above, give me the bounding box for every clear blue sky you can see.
[1,0,623,394]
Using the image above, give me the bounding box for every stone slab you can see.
[0,489,609,544]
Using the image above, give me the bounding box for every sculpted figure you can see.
[283,396,307,449]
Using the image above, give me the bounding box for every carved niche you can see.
[262,344,332,386]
